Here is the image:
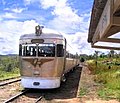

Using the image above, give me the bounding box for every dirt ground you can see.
[50,64,120,103]
[40,64,120,103]
[0,82,21,103]
[0,64,119,103]
[75,64,120,103]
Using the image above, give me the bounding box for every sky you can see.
[0,0,119,55]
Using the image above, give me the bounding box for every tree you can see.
[94,51,99,59]
[100,53,106,58]
[109,50,115,58]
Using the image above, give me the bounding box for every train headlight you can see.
[34,70,40,75]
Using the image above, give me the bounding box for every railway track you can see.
[0,76,20,82]
[35,95,44,103]
[3,89,44,103]
[1,66,82,103]
[3,89,29,103]
[0,77,21,86]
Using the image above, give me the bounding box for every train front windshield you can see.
[19,43,55,57]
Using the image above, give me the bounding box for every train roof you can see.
[20,28,64,40]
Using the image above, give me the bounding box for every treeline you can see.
[80,50,120,61]
[0,55,19,72]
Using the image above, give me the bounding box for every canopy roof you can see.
[88,0,120,50]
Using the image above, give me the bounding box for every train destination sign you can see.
[31,39,44,43]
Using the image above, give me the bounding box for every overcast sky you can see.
[0,0,119,55]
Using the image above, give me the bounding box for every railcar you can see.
[19,25,79,89]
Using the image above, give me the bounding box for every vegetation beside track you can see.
[87,57,120,100]
[0,55,20,80]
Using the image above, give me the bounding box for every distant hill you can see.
[7,54,18,56]
[0,54,18,56]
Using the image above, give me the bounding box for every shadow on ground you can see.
[25,66,82,100]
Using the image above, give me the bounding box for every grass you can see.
[98,87,120,100]
[0,56,20,81]
[0,68,20,80]
[87,57,120,101]
[79,87,88,96]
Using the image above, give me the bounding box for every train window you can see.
[38,44,55,57]
[57,44,64,57]
[19,44,22,56]
[28,44,37,56]
[20,44,37,56]
[20,43,55,57]
[66,52,68,58]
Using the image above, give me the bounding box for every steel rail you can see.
[35,95,44,103]
[3,89,30,103]
[0,76,20,82]
[0,78,21,86]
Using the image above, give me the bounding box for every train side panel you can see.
[64,58,78,73]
